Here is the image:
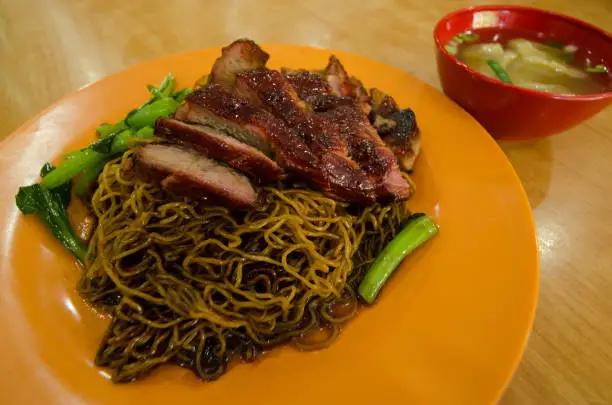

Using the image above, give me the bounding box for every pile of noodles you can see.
[79,150,411,382]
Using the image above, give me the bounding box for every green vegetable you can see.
[40,163,71,208]
[109,127,152,152]
[74,126,154,198]
[457,32,480,43]
[158,73,176,97]
[445,32,479,56]
[74,157,107,198]
[95,72,174,139]
[133,126,155,140]
[125,97,179,130]
[587,64,608,73]
[486,60,513,84]
[96,123,114,138]
[96,120,127,138]
[444,44,458,55]
[358,214,439,304]
[16,165,87,262]
[14,73,186,262]
[90,135,116,154]
[40,73,185,191]
[42,148,99,189]
[147,85,164,100]
[173,88,193,102]
[44,126,157,189]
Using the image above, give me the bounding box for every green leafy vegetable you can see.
[40,163,71,208]
[358,214,439,304]
[15,184,41,214]
[15,165,86,262]
[15,73,188,261]
[486,60,513,84]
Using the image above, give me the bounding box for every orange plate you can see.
[0,45,538,405]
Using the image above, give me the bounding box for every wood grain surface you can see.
[1,0,611,403]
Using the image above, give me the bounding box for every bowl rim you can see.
[433,4,612,101]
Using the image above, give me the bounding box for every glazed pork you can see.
[282,71,343,112]
[177,84,377,204]
[209,39,269,86]
[283,57,421,172]
[370,88,422,171]
[155,117,285,182]
[145,38,420,206]
[321,55,371,114]
[135,144,258,209]
[235,68,409,201]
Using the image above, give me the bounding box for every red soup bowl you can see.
[434,5,612,140]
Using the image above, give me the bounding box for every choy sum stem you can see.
[358,214,439,304]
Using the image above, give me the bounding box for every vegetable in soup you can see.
[448,31,610,95]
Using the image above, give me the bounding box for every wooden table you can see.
[1,0,611,403]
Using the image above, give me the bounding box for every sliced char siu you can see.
[171,38,415,204]
[176,84,315,173]
[321,56,371,114]
[284,58,421,173]
[134,144,258,209]
[234,70,346,154]
[209,39,269,86]
[155,117,285,182]
[174,85,275,156]
[177,84,376,204]
[235,69,379,202]
[320,101,412,201]
[281,71,347,112]
[236,69,410,201]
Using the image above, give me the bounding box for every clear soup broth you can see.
[449,28,611,95]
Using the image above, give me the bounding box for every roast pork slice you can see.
[180,83,376,204]
[237,69,409,201]
[235,69,378,203]
[322,56,371,114]
[155,117,285,182]
[177,84,318,175]
[134,144,258,209]
[209,39,270,86]
[321,102,412,201]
